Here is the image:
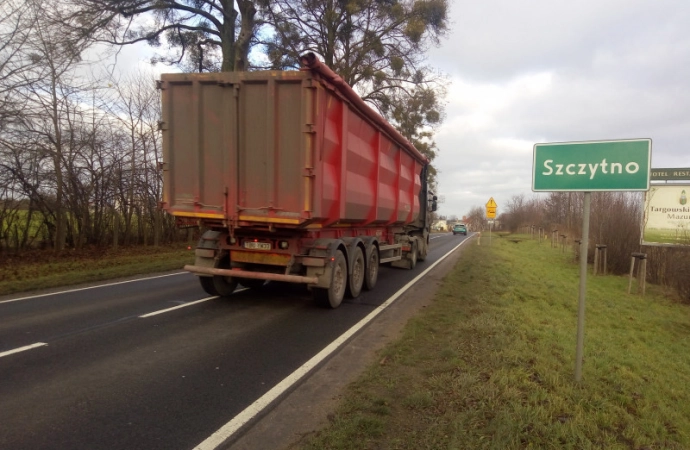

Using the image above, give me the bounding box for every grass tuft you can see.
[0,245,194,295]
[300,235,690,449]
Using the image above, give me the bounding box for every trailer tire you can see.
[346,246,365,298]
[417,236,428,262]
[314,250,347,308]
[364,246,379,291]
[213,275,239,297]
[408,241,418,269]
[199,276,219,296]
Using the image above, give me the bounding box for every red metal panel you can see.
[161,77,236,220]
[377,136,399,224]
[320,93,343,224]
[161,60,427,230]
[344,107,378,222]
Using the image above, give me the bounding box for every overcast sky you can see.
[427,0,690,219]
[108,0,690,220]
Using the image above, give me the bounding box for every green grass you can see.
[300,236,690,449]
[643,228,690,245]
[0,244,195,296]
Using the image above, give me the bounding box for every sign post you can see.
[532,139,651,382]
[486,197,497,245]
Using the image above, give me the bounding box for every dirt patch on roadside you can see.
[228,240,471,450]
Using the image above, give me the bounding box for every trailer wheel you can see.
[408,241,418,269]
[346,247,365,298]
[314,250,347,308]
[213,275,238,297]
[417,236,428,262]
[199,276,219,296]
[364,247,379,291]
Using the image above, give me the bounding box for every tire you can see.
[313,250,347,308]
[346,247,365,298]
[408,241,417,269]
[199,276,219,296]
[417,237,428,262]
[239,278,266,289]
[213,275,238,297]
[364,246,379,291]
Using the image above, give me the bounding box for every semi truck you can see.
[159,53,437,308]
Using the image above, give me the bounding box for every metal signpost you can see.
[486,197,497,245]
[532,139,651,382]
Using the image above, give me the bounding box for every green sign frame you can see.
[532,139,651,192]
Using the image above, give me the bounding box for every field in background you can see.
[0,245,194,296]
[643,228,690,246]
[300,234,690,449]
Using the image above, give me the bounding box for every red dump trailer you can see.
[159,53,437,308]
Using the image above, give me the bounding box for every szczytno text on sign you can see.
[532,139,651,192]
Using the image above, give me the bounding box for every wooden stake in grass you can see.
[628,252,648,295]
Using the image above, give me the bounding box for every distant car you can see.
[452,224,467,235]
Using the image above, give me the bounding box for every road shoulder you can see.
[228,239,468,450]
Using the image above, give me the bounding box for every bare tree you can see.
[257,0,448,185]
[0,0,37,125]
[105,69,164,246]
[59,0,259,72]
[8,0,94,251]
[465,205,487,232]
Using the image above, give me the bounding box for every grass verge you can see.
[0,244,195,296]
[300,235,690,449]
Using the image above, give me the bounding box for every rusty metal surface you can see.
[161,63,427,230]
[183,265,318,284]
[230,250,292,266]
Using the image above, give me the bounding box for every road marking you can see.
[193,236,474,450]
[0,342,48,358]
[139,296,218,318]
[0,272,188,305]
[139,287,249,318]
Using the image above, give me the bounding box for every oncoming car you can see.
[452,224,467,235]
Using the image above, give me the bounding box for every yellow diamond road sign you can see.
[486,197,497,218]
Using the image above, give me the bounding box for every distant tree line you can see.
[471,191,690,302]
[1,0,449,253]
[0,0,171,252]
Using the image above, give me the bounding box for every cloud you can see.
[430,0,690,219]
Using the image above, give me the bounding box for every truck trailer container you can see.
[159,53,437,308]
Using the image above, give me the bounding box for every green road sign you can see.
[532,139,651,192]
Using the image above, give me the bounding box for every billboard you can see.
[642,184,690,246]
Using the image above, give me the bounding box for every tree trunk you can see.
[154,210,161,247]
[112,207,119,250]
[234,0,256,71]
[220,6,238,72]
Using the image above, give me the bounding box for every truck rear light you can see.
[279,241,289,249]
[229,236,237,244]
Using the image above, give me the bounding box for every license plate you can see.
[244,241,271,250]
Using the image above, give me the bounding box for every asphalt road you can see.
[0,232,471,450]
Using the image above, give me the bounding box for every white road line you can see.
[0,272,188,305]
[192,237,473,450]
[139,287,249,318]
[139,296,218,318]
[0,342,48,358]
